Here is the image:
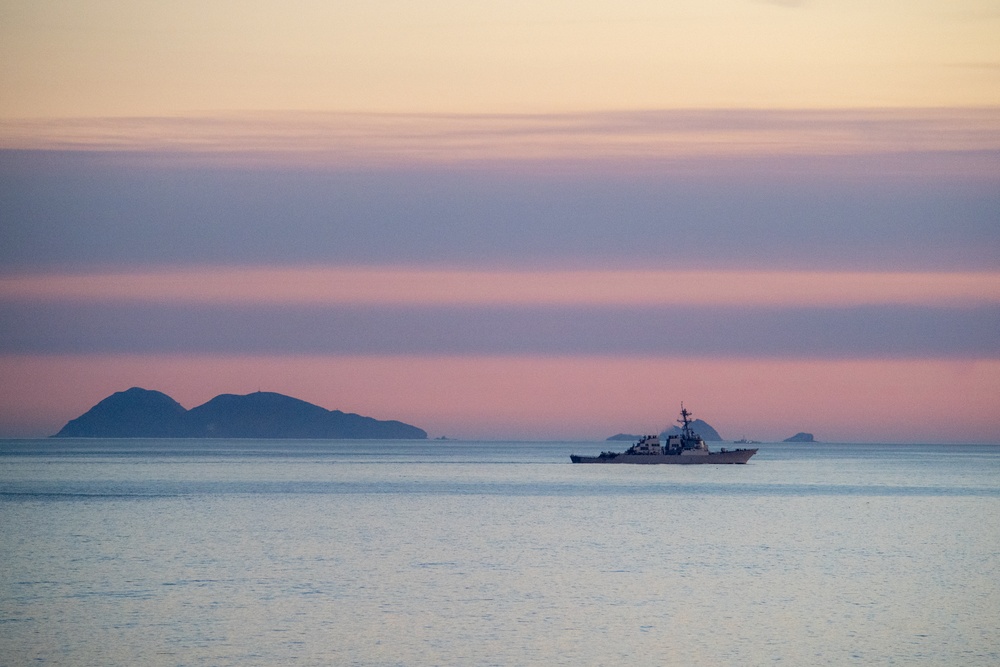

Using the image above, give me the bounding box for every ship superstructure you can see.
[571,405,757,465]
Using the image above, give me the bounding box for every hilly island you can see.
[54,387,428,439]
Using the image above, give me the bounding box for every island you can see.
[608,418,723,442]
[53,387,428,439]
[783,432,816,443]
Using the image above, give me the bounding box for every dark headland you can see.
[53,387,428,439]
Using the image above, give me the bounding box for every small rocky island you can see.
[54,387,427,439]
[608,418,723,442]
[783,432,816,443]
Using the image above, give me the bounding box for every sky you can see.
[1,0,998,441]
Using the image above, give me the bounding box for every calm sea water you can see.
[1,439,998,666]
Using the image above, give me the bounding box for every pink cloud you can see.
[3,268,998,308]
[2,109,998,178]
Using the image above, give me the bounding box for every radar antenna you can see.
[677,402,695,440]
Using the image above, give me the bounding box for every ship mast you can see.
[677,403,695,441]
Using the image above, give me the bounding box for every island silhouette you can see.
[53,387,428,439]
[609,422,817,444]
[607,418,723,442]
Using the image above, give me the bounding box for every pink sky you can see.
[1,3,998,444]
[2,110,998,182]
[2,354,997,442]
[1,152,997,441]
[3,267,998,308]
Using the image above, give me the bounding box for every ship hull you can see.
[570,449,757,464]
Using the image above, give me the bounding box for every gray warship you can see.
[571,406,757,464]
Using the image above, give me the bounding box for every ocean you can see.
[1,439,998,666]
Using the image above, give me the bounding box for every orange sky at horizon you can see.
[2,353,997,443]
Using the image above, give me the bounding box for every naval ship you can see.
[570,406,757,464]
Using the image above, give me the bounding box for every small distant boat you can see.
[571,405,758,465]
[734,437,761,445]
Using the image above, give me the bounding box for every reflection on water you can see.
[2,440,998,665]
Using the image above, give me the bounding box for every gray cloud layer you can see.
[2,301,996,359]
[3,151,997,272]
